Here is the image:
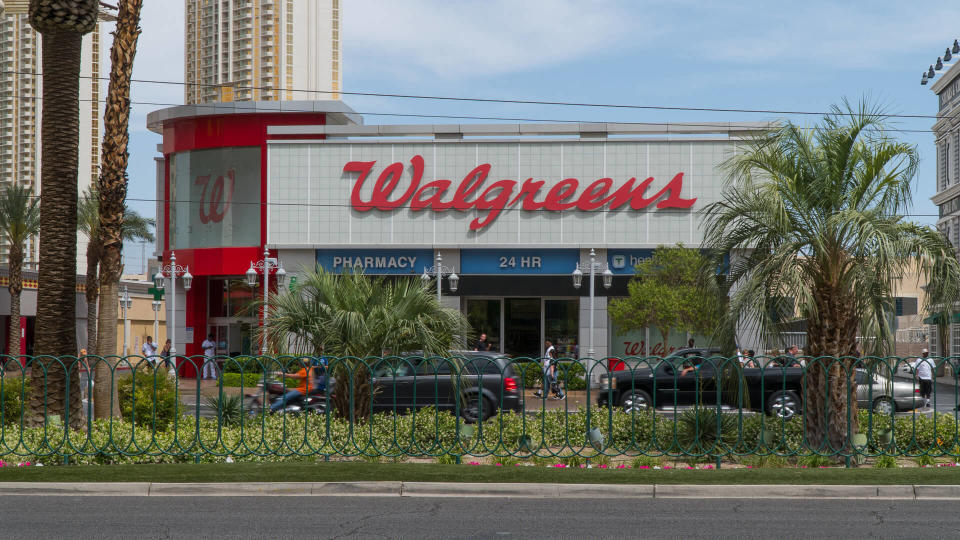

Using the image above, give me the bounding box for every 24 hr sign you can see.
[344,155,696,231]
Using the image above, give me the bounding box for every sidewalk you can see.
[0,481,956,499]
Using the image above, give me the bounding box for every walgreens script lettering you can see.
[194,170,235,224]
[345,155,696,231]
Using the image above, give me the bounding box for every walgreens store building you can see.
[148,101,766,371]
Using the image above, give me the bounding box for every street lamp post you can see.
[572,248,613,387]
[246,246,286,355]
[151,300,161,347]
[420,252,459,302]
[154,251,193,356]
[119,286,132,356]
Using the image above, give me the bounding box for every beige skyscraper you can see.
[0,12,103,268]
[184,0,341,104]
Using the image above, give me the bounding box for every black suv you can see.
[368,352,522,422]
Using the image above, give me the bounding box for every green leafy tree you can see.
[608,245,723,354]
[702,99,960,453]
[258,268,471,420]
[0,185,40,359]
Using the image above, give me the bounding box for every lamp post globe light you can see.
[119,286,132,356]
[154,251,192,357]
[572,248,613,387]
[246,246,286,355]
[421,252,458,302]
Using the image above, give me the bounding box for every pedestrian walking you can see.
[201,333,218,380]
[159,339,174,377]
[913,349,935,409]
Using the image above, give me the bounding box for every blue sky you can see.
[119,0,954,270]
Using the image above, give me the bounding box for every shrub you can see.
[117,368,181,430]
[796,454,833,468]
[0,376,29,426]
[631,454,663,468]
[873,454,898,469]
[676,407,739,455]
[513,360,587,391]
[220,373,261,388]
[914,454,936,468]
[203,394,244,427]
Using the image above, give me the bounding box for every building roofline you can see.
[266,121,776,139]
[145,100,363,134]
[931,61,960,94]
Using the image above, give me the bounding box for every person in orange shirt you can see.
[269,360,315,412]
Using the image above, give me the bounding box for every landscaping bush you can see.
[117,368,181,430]
[0,376,28,426]
[220,373,261,388]
[512,360,587,391]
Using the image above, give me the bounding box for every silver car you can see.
[855,369,924,414]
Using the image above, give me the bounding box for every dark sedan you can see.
[368,352,522,422]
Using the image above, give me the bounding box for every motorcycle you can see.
[245,372,330,415]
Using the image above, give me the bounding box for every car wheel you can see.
[767,390,801,419]
[461,394,494,423]
[619,389,653,413]
[872,396,895,415]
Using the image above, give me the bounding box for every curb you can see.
[1,482,958,499]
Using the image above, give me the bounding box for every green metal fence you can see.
[1,354,959,467]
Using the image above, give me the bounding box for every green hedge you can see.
[0,376,28,426]
[220,373,261,388]
[511,361,587,391]
[117,368,181,431]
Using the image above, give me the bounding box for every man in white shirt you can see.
[913,349,935,409]
[201,333,218,380]
[142,336,158,366]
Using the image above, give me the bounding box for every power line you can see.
[0,91,945,135]
[0,69,951,122]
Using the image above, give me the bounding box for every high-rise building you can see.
[184,0,341,104]
[0,13,103,269]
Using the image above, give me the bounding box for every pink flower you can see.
[495,463,503,466]
[639,465,650,469]
[598,464,608,469]
[579,464,586,469]
[745,466,753,469]
[663,466,672,470]
[703,465,714,469]
[553,463,567,468]
[467,461,481,466]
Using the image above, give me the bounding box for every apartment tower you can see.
[0,12,102,268]
[184,0,341,104]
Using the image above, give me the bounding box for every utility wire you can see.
[0,68,951,122]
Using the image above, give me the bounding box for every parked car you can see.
[367,351,522,422]
[598,349,805,418]
[855,368,923,413]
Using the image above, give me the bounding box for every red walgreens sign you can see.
[345,155,696,231]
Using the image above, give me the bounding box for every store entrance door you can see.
[504,298,541,358]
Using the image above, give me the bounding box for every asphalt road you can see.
[1,496,958,539]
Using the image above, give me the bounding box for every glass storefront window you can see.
[208,278,256,318]
[466,299,501,352]
[545,299,578,358]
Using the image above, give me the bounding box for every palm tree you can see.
[26,0,100,427]
[0,185,40,360]
[259,269,471,420]
[702,100,960,453]
[77,188,154,355]
[93,0,144,420]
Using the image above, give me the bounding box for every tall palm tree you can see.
[77,187,154,356]
[260,269,471,419]
[26,0,100,427]
[0,185,40,359]
[94,0,144,420]
[703,100,960,453]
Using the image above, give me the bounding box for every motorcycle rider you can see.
[270,359,316,412]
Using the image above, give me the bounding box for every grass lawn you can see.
[1,462,960,484]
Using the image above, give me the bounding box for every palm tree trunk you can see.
[804,286,859,456]
[95,0,144,418]
[85,240,99,354]
[6,244,24,359]
[27,27,84,429]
